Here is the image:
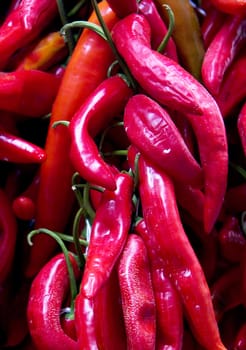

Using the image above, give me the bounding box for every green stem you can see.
[103,150,128,157]
[157,4,175,54]
[72,208,86,268]
[27,228,78,303]
[67,0,87,17]
[83,182,96,221]
[56,0,75,55]
[230,161,246,180]
[60,21,107,40]
[52,120,70,128]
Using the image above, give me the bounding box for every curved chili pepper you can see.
[0,69,60,118]
[0,127,46,164]
[134,219,183,350]
[112,13,228,233]
[81,172,133,298]
[155,0,205,80]
[0,0,58,70]
[138,0,178,60]
[105,0,138,18]
[69,75,133,190]
[209,0,246,16]
[124,94,203,188]
[137,155,226,350]
[201,15,246,96]
[0,189,17,284]
[25,1,118,279]
[27,252,80,350]
[237,102,246,156]
[118,233,156,350]
[216,51,246,118]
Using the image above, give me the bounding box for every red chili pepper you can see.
[201,15,246,96]
[0,0,59,70]
[0,70,61,118]
[25,1,118,279]
[105,0,138,18]
[237,102,246,156]
[27,252,80,350]
[134,219,183,350]
[112,13,228,233]
[81,172,133,298]
[0,126,46,164]
[137,155,226,349]
[209,0,246,16]
[138,0,178,60]
[124,94,203,188]
[0,188,17,284]
[69,75,133,190]
[118,233,156,350]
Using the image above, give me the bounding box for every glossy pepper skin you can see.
[106,0,138,17]
[0,0,58,70]
[81,172,133,299]
[209,0,246,16]
[155,0,205,80]
[137,155,226,350]
[27,252,80,350]
[112,13,228,233]
[123,94,203,188]
[25,1,118,279]
[201,15,246,96]
[0,70,61,118]
[0,189,17,284]
[0,126,46,164]
[118,233,156,350]
[69,75,133,191]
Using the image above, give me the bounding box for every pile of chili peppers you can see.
[0,0,246,349]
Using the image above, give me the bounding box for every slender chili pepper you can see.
[0,189,17,284]
[138,0,178,60]
[25,1,118,279]
[210,266,243,322]
[201,15,246,96]
[0,127,46,164]
[237,102,246,156]
[105,0,138,18]
[69,75,133,190]
[0,0,59,70]
[134,219,183,350]
[118,233,156,350]
[15,31,67,71]
[124,94,203,188]
[209,0,246,16]
[137,155,226,350]
[112,13,228,233]
[0,70,61,118]
[155,0,205,80]
[81,172,133,298]
[27,252,80,350]
[215,51,246,118]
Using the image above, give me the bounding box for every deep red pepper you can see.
[137,154,226,349]
[27,252,80,350]
[0,188,17,285]
[0,126,46,164]
[0,0,58,70]
[237,102,246,156]
[118,233,156,350]
[209,0,246,16]
[134,219,183,350]
[124,94,203,188]
[138,0,178,60]
[0,70,61,118]
[69,75,133,191]
[112,13,228,233]
[80,172,133,299]
[201,15,246,96]
[105,0,138,18]
[25,1,118,279]
[224,181,246,213]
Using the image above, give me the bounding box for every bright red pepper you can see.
[69,75,133,191]
[105,0,138,17]
[25,1,118,279]
[27,252,80,350]
[112,13,228,233]
[81,172,133,299]
[118,233,156,350]
[201,15,246,96]
[0,0,58,70]
[123,94,203,188]
[209,0,246,16]
[137,154,226,349]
